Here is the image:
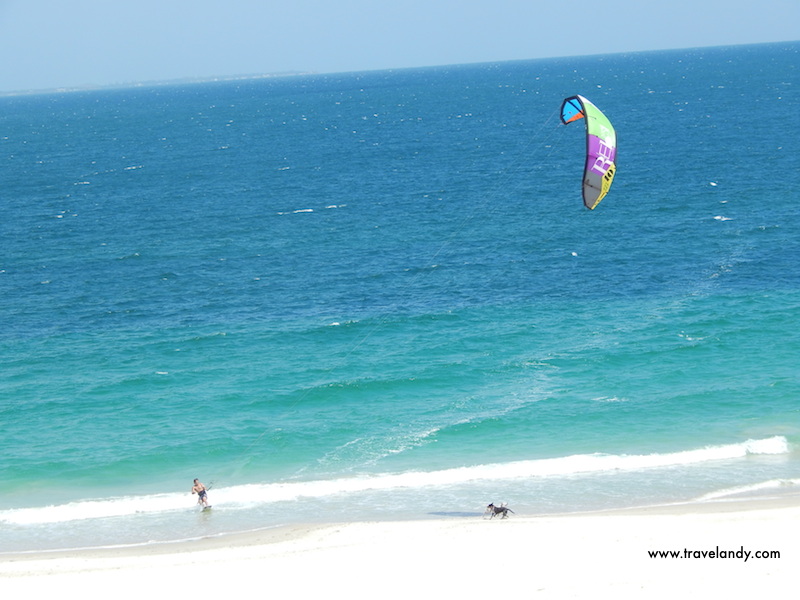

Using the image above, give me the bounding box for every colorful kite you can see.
[560,95,617,209]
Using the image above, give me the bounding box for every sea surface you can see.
[2,42,799,552]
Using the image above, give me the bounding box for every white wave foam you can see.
[2,437,788,526]
[697,478,800,501]
[741,436,788,455]
[592,396,627,403]
[2,492,187,526]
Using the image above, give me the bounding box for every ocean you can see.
[1,42,799,552]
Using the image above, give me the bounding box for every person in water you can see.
[192,478,210,507]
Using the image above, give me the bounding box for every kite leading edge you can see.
[560,95,617,210]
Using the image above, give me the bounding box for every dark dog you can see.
[485,503,515,519]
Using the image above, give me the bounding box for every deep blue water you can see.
[1,42,799,551]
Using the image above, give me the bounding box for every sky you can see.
[0,0,798,92]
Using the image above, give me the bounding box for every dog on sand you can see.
[484,503,515,519]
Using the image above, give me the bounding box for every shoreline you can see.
[3,494,798,597]
[4,492,799,560]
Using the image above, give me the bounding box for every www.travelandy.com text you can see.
[648,546,780,562]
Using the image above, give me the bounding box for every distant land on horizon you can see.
[0,70,314,97]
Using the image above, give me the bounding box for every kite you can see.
[560,95,617,210]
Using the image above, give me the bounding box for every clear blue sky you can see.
[1,0,797,92]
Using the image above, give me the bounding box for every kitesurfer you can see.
[192,478,210,507]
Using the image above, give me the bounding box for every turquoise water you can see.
[2,42,799,551]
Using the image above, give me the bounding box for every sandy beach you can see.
[2,496,796,599]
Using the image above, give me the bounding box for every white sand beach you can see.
[2,497,797,599]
